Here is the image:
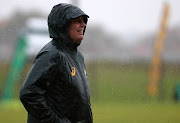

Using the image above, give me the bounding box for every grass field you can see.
[0,100,180,123]
[0,62,180,122]
[92,102,180,123]
[87,62,180,103]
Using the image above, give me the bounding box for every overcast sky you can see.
[1,0,180,35]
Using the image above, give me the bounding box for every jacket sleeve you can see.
[20,51,70,123]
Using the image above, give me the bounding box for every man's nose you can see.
[80,21,86,27]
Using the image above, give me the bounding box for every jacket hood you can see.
[48,3,89,50]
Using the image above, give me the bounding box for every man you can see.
[20,3,93,123]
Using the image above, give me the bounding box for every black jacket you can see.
[20,3,93,123]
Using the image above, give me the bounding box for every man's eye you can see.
[77,20,82,23]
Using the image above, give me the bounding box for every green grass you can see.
[0,101,180,123]
[1,62,180,102]
[86,62,180,103]
[0,100,27,123]
[92,102,180,123]
[1,62,180,122]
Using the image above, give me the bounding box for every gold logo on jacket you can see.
[71,67,76,76]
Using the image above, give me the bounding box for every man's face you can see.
[69,16,86,44]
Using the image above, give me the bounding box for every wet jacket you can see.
[20,3,93,123]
